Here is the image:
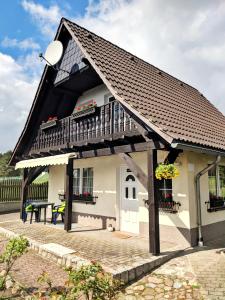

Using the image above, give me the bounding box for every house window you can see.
[158,179,173,202]
[82,168,93,196]
[73,168,80,196]
[73,167,94,197]
[157,179,181,213]
[208,165,225,208]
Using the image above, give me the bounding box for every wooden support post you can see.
[20,168,28,220]
[64,158,73,231]
[147,146,160,255]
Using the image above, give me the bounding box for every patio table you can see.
[30,202,55,224]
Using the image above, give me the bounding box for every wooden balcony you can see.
[30,101,141,154]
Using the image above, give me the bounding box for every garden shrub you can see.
[0,236,29,291]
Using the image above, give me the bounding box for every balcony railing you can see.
[30,101,139,154]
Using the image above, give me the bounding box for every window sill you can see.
[143,199,181,213]
[73,200,96,205]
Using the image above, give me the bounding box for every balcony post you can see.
[147,145,160,255]
[64,158,73,231]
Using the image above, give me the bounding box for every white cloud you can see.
[1,37,40,51]
[0,52,41,152]
[2,0,225,152]
[73,0,225,114]
[21,0,63,38]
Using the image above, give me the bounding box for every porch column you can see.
[64,158,73,231]
[147,146,160,255]
[20,168,28,219]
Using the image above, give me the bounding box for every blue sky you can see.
[0,0,89,59]
[1,0,225,152]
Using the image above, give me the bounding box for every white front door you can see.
[120,167,139,234]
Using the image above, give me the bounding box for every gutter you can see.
[171,142,225,157]
[195,155,221,246]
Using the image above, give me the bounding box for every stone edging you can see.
[0,226,185,284]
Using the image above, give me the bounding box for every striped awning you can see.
[15,153,77,169]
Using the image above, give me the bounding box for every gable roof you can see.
[10,18,225,165]
[63,18,225,152]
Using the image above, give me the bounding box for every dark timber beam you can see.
[119,153,148,190]
[20,166,47,219]
[26,166,46,186]
[20,168,28,220]
[54,86,80,96]
[64,158,73,231]
[147,144,160,255]
[164,149,182,164]
[75,141,165,159]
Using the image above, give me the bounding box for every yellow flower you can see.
[155,163,179,180]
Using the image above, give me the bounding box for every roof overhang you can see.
[15,153,77,169]
[171,142,225,157]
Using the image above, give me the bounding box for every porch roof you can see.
[15,153,77,169]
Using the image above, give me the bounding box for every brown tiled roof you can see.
[64,18,225,151]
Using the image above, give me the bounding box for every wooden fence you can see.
[0,177,48,203]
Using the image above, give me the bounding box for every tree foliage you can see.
[0,151,20,177]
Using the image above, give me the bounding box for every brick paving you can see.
[0,212,19,223]
[3,213,225,299]
[0,234,67,297]
[0,216,178,273]
[118,242,225,299]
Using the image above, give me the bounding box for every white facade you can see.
[47,83,225,246]
[75,84,112,110]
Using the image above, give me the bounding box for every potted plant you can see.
[155,163,179,180]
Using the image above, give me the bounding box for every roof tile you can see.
[65,19,225,151]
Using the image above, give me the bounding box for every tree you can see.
[0,151,21,177]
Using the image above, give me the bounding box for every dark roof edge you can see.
[172,141,225,157]
[63,19,174,146]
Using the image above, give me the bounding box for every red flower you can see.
[165,193,172,199]
[83,192,90,197]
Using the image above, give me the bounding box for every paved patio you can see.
[119,239,225,299]
[0,212,182,283]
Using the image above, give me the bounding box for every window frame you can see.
[208,165,225,211]
[73,168,81,196]
[72,167,94,200]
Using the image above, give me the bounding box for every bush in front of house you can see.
[30,262,122,300]
[0,237,122,299]
[0,236,29,291]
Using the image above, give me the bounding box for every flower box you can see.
[209,195,225,208]
[73,194,97,204]
[72,99,97,119]
[40,117,58,130]
[71,106,96,119]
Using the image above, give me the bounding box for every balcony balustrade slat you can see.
[30,101,139,153]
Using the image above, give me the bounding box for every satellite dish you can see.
[44,41,63,66]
